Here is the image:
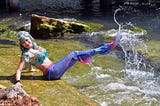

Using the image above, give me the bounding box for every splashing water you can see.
[104,8,160,105]
[114,8,153,71]
[116,8,160,104]
[114,8,121,32]
[65,8,160,106]
[119,29,153,71]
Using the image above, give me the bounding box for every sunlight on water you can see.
[91,66,112,79]
[123,69,160,95]
[63,8,160,106]
[120,29,153,70]
[87,9,160,105]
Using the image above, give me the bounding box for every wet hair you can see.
[17,31,40,63]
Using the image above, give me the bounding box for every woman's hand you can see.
[15,82,23,88]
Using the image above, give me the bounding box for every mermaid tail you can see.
[65,31,121,65]
[108,31,121,50]
[94,44,111,54]
[78,54,93,64]
[112,31,121,49]
[94,31,121,54]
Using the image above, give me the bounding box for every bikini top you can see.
[23,48,48,66]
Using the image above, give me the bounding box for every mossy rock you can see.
[30,14,97,38]
[0,39,100,106]
[129,27,149,39]
[136,40,160,70]
[0,30,17,39]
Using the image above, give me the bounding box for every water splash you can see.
[81,8,122,46]
[114,8,121,32]
[114,8,152,71]
[66,8,160,106]
[114,7,153,71]
[116,8,160,104]
[119,28,153,71]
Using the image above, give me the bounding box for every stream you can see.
[1,0,160,105]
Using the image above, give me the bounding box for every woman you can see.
[15,31,121,87]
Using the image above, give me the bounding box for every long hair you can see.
[17,31,40,63]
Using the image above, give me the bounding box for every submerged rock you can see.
[139,40,160,70]
[0,85,41,106]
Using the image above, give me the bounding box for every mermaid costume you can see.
[17,31,120,80]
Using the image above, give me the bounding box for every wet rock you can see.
[30,14,90,38]
[0,85,41,106]
[0,85,5,89]
[139,40,160,71]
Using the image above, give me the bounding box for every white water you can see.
[63,9,160,105]
[73,9,160,105]
[78,28,160,105]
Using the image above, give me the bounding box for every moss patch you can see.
[0,38,101,106]
[136,40,160,69]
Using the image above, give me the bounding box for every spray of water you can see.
[113,8,153,71]
[113,8,160,103]
[69,8,160,106]
[116,7,160,101]
[114,8,121,32]
[120,33,153,71]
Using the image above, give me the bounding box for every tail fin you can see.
[78,54,93,64]
[109,31,121,50]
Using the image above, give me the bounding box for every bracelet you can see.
[15,80,21,84]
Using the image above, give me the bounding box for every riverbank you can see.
[0,14,104,105]
[0,39,101,106]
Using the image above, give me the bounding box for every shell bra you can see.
[28,48,48,65]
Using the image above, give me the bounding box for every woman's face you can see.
[21,37,33,49]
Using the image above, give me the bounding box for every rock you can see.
[138,40,160,70]
[0,85,41,106]
[30,14,90,38]
[0,85,6,89]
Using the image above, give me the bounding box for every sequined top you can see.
[22,48,48,65]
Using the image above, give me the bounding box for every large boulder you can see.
[0,85,41,106]
[30,14,90,38]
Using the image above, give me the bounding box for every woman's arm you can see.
[15,57,25,87]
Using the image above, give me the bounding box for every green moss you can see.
[130,27,150,39]
[0,38,100,106]
[136,40,160,69]
[130,27,145,33]
[40,23,56,31]
[139,40,160,59]
[0,18,16,28]
[75,20,103,32]
[0,30,17,39]
[0,24,7,30]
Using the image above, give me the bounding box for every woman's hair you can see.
[17,31,40,63]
